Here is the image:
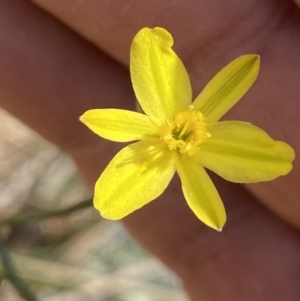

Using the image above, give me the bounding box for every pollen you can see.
[159,107,211,156]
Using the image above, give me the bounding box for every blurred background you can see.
[0,108,188,301]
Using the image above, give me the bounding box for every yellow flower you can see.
[80,27,294,231]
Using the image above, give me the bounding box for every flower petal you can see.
[193,55,260,121]
[176,155,226,230]
[130,27,192,123]
[196,121,295,183]
[80,109,158,142]
[94,140,175,219]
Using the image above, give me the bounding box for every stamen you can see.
[185,144,192,151]
[178,122,189,138]
[159,107,210,156]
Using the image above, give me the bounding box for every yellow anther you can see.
[186,144,192,151]
[159,108,210,156]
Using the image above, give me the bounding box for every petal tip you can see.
[238,54,260,71]
[151,27,173,46]
[96,203,124,221]
[204,217,226,232]
[210,219,226,232]
[79,111,90,124]
[242,54,260,61]
[100,211,121,221]
[216,226,224,233]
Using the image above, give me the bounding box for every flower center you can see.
[159,105,211,156]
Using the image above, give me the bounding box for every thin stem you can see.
[0,237,38,301]
[0,198,93,226]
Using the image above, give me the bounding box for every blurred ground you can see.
[0,109,188,301]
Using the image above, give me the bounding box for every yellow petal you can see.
[80,109,157,142]
[176,155,226,231]
[94,140,175,219]
[196,121,295,183]
[130,27,192,124]
[193,55,260,121]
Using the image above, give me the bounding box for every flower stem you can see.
[0,198,93,226]
[0,237,38,301]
